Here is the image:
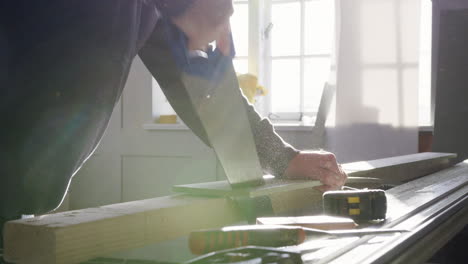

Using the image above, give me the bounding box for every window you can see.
[232,0,335,123]
[152,0,433,127]
[418,0,432,127]
[231,0,433,126]
[231,0,250,74]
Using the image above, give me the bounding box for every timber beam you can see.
[3,152,456,264]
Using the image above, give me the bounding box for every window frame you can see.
[152,0,434,128]
[234,0,433,127]
[234,0,334,122]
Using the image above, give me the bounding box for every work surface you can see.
[4,152,467,264]
[90,161,468,264]
[297,161,468,263]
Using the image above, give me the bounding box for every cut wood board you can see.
[3,196,244,264]
[2,153,457,264]
[174,152,456,196]
[172,176,381,198]
[256,215,357,230]
[341,152,456,184]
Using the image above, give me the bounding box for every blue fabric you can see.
[161,16,235,83]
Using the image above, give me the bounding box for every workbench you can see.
[3,152,467,264]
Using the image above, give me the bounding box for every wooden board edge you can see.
[4,195,244,264]
[3,153,458,264]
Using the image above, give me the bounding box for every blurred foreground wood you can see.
[4,153,455,264]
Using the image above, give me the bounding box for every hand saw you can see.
[157,17,264,187]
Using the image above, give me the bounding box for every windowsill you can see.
[143,123,189,131]
[143,122,434,133]
[419,126,434,132]
[272,123,434,132]
[142,122,315,132]
[272,121,315,131]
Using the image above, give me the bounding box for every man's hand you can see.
[172,0,233,55]
[284,150,347,192]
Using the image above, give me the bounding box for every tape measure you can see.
[323,189,387,222]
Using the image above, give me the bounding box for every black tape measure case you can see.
[323,189,387,222]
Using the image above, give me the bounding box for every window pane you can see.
[271,59,300,113]
[305,0,334,55]
[233,58,248,74]
[152,79,176,120]
[303,57,332,113]
[271,2,301,56]
[231,3,249,57]
[419,0,432,126]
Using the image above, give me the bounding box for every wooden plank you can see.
[3,196,243,264]
[256,215,357,230]
[341,152,456,184]
[172,177,381,198]
[2,153,456,264]
[174,152,456,196]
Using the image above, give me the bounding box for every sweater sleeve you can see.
[241,96,300,177]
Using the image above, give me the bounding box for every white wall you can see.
[326,0,420,163]
[69,58,220,210]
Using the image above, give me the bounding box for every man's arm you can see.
[141,0,346,189]
[240,96,300,177]
[138,20,297,176]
